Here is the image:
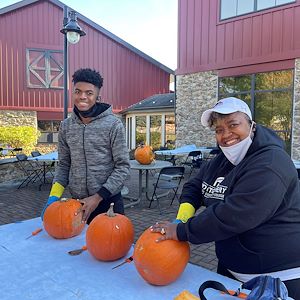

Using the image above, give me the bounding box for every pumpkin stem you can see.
[60,198,68,202]
[106,203,116,217]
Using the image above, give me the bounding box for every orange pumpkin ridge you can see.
[133,228,190,286]
[86,203,134,261]
[43,198,85,239]
[134,144,155,165]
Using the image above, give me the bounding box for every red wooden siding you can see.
[0,0,172,117]
[177,0,300,75]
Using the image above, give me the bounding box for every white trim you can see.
[229,267,300,282]
[146,115,150,145]
[132,115,136,149]
[161,113,166,147]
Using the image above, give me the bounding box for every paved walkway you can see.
[0,166,218,272]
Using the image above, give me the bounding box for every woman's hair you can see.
[72,68,103,89]
[208,112,252,128]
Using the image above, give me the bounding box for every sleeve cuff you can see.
[97,187,112,200]
[172,219,183,224]
[176,223,188,241]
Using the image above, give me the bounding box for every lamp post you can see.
[60,6,86,119]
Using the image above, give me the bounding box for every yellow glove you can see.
[176,203,195,223]
[49,182,65,198]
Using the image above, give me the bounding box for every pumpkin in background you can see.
[86,203,134,261]
[43,198,84,239]
[133,228,190,286]
[134,144,155,165]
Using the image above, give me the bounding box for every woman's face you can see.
[213,112,252,147]
[73,82,99,111]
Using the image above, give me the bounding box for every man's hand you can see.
[41,196,59,220]
[150,221,179,242]
[79,194,103,223]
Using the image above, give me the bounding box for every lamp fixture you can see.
[60,10,86,45]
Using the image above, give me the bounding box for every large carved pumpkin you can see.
[86,203,134,261]
[133,228,190,286]
[43,198,84,239]
[134,144,155,165]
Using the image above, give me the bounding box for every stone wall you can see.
[175,71,218,148]
[0,110,37,127]
[292,59,300,160]
[0,159,24,183]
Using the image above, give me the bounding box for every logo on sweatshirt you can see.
[202,177,227,200]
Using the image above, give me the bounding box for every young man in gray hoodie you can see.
[41,68,130,224]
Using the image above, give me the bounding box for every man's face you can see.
[72,82,99,111]
[213,112,252,147]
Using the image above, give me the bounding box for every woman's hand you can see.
[151,221,179,242]
[79,194,102,223]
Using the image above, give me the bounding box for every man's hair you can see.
[72,68,103,89]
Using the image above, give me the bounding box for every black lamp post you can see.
[60,6,86,119]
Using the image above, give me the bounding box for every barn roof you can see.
[0,0,174,75]
[121,93,175,114]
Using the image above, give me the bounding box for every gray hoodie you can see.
[54,104,130,200]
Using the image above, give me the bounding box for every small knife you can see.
[112,256,133,269]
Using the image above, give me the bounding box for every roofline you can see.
[0,0,174,75]
[120,105,175,114]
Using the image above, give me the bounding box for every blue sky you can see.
[0,0,178,69]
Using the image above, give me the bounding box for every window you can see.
[150,116,162,150]
[26,48,63,89]
[135,116,146,146]
[218,70,294,153]
[38,121,61,143]
[220,0,295,20]
[165,115,175,148]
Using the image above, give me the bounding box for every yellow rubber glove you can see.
[175,203,195,223]
[49,182,65,198]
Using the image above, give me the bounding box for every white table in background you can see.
[28,151,58,184]
[155,144,213,159]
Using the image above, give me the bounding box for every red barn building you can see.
[0,0,173,143]
[176,0,300,159]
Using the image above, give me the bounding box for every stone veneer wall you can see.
[292,59,300,160]
[175,71,218,148]
[0,110,37,127]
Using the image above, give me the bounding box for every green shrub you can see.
[0,126,41,155]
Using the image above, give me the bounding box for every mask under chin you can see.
[74,104,97,118]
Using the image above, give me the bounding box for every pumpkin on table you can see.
[133,228,190,286]
[86,203,134,261]
[134,144,155,165]
[43,198,84,239]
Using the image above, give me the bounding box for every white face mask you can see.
[219,122,254,166]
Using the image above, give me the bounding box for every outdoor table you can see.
[293,160,300,179]
[0,217,247,300]
[28,151,58,184]
[125,160,173,208]
[154,145,212,160]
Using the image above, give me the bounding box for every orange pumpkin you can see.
[86,203,134,261]
[43,198,84,239]
[133,228,190,286]
[134,144,155,165]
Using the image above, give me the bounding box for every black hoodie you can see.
[177,124,300,274]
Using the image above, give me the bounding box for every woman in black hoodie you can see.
[151,97,300,299]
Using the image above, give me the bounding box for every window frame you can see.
[218,69,294,153]
[219,0,296,21]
